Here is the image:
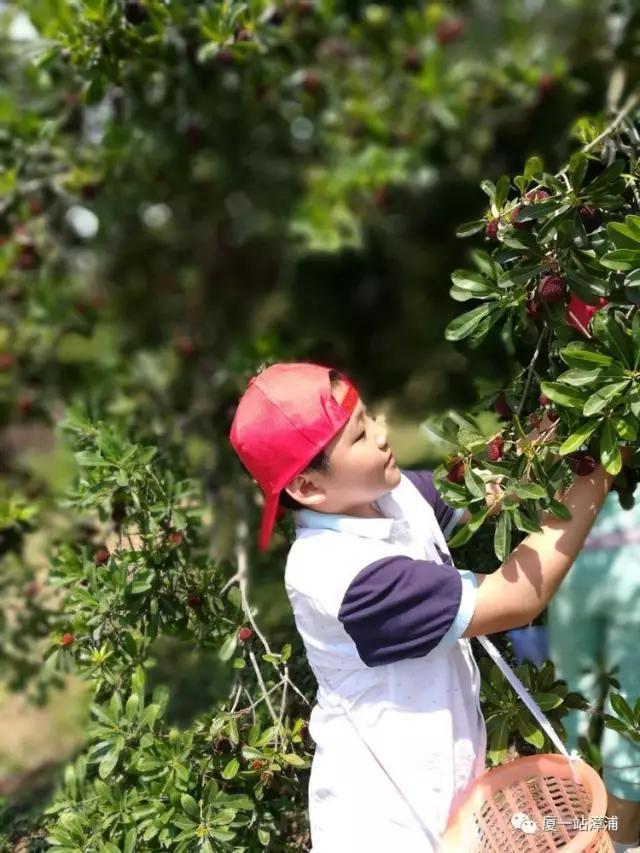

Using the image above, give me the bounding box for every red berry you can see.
[300,723,309,740]
[493,392,512,419]
[435,17,465,45]
[538,73,556,95]
[187,593,203,610]
[60,633,74,647]
[235,28,252,41]
[302,70,321,93]
[238,626,253,642]
[485,219,499,240]
[80,183,100,201]
[538,393,551,407]
[525,189,550,202]
[14,243,41,271]
[168,531,183,545]
[487,436,504,462]
[28,197,43,216]
[537,275,567,304]
[373,186,389,209]
[0,352,15,372]
[547,409,559,423]
[296,0,314,14]
[214,736,232,753]
[511,204,533,231]
[403,48,421,71]
[568,452,597,476]
[94,547,110,565]
[528,413,541,430]
[17,393,33,417]
[215,46,234,66]
[446,460,465,484]
[579,206,602,234]
[124,0,148,25]
[174,336,196,357]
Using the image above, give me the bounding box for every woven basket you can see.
[441,752,614,852]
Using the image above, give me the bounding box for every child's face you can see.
[284,380,402,517]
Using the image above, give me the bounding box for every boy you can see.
[229,361,621,852]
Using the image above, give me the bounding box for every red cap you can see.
[229,362,359,552]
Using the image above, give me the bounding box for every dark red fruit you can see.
[537,275,567,304]
[546,409,559,423]
[528,413,541,430]
[487,436,504,462]
[569,452,597,476]
[0,352,15,372]
[403,48,421,71]
[373,186,389,208]
[525,189,550,202]
[111,503,126,524]
[538,393,551,407]
[446,460,465,484]
[537,73,556,95]
[168,531,184,545]
[296,0,314,14]
[60,633,75,647]
[187,593,203,610]
[81,183,101,201]
[215,47,234,66]
[17,393,33,417]
[235,28,252,41]
[174,336,196,357]
[302,70,321,93]
[124,0,148,25]
[511,204,533,230]
[485,219,499,240]
[28,197,43,216]
[214,736,232,753]
[579,206,602,234]
[238,626,253,642]
[566,294,609,336]
[493,392,512,418]
[94,547,110,565]
[435,17,465,45]
[15,243,41,270]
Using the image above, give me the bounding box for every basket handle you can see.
[477,634,582,783]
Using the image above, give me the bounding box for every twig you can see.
[580,92,640,157]
[517,328,547,417]
[230,682,243,713]
[248,649,278,722]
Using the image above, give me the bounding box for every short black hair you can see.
[278,368,346,511]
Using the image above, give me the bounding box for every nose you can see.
[374,413,389,450]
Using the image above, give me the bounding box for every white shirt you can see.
[284,469,486,852]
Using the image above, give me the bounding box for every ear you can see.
[284,473,326,507]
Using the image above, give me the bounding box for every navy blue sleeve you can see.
[402,468,462,536]
[337,555,477,667]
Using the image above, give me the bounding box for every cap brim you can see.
[258,492,280,553]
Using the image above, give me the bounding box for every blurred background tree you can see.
[2,0,640,848]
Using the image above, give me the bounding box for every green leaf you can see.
[607,221,640,250]
[494,175,511,208]
[486,715,511,764]
[539,381,586,409]
[592,310,634,367]
[556,368,620,387]
[612,416,638,441]
[531,692,564,711]
[561,345,615,369]
[455,220,486,238]
[98,748,120,780]
[221,757,240,779]
[549,499,572,520]
[583,381,630,416]
[600,249,640,271]
[124,827,137,853]
[610,692,635,726]
[493,513,511,562]
[219,633,238,662]
[463,465,485,499]
[600,420,622,475]
[282,753,307,767]
[512,482,546,500]
[444,304,494,342]
[181,794,200,819]
[558,420,600,455]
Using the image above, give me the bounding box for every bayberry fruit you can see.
[0,352,15,372]
[94,547,110,565]
[579,206,602,234]
[528,413,541,430]
[60,633,74,647]
[538,73,556,94]
[487,436,504,462]
[435,17,465,45]
[302,70,320,93]
[537,275,567,304]
[15,244,41,270]
[546,409,559,423]
[569,452,597,476]
[238,626,253,642]
[168,531,184,545]
[187,593,203,610]
[214,736,232,753]
[485,219,499,240]
[124,0,148,25]
[403,48,421,71]
[17,394,33,417]
[538,393,551,407]
[511,204,533,230]
[235,28,252,41]
[525,189,550,202]
[215,47,234,66]
[493,392,512,419]
[174,336,196,357]
[446,460,465,484]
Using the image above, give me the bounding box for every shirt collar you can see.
[293,476,407,541]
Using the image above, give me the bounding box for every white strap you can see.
[477,634,582,783]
